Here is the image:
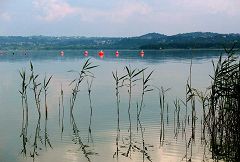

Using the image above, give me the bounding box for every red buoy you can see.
[115,50,119,57]
[98,50,104,58]
[140,50,144,57]
[60,51,64,56]
[84,50,88,57]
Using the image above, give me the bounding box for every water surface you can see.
[0,49,228,162]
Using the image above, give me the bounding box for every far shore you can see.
[0,48,235,52]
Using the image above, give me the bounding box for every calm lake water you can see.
[0,49,230,162]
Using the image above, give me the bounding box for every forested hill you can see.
[0,32,240,50]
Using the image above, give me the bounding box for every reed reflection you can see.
[70,109,97,162]
[68,59,98,161]
[19,62,53,160]
[154,86,170,147]
[19,69,30,156]
[112,70,126,159]
[87,77,94,143]
[122,66,145,157]
[112,67,154,161]
[58,84,65,140]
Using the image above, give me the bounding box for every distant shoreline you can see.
[1,32,240,51]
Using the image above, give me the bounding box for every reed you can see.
[44,114,53,149]
[181,59,195,162]
[58,96,61,127]
[137,103,153,162]
[192,89,209,141]
[43,74,52,119]
[137,70,154,119]
[69,59,98,113]
[68,59,98,161]
[123,66,145,157]
[70,109,97,162]
[30,116,42,159]
[154,86,170,146]
[112,70,126,158]
[137,70,153,131]
[19,69,30,156]
[60,84,64,139]
[173,98,181,139]
[43,75,53,150]
[19,61,54,159]
[30,61,42,117]
[87,76,94,143]
[19,69,30,124]
[207,47,240,161]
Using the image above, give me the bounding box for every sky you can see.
[0,0,240,37]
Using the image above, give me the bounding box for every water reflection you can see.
[19,69,30,156]
[20,102,28,156]
[87,77,94,143]
[60,85,65,140]
[70,110,97,162]
[44,116,52,150]
[115,51,119,57]
[112,70,125,159]
[0,50,229,162]
[19,62,53,161]
[112,67,154,162]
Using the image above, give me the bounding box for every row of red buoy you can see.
[60,50,145,58]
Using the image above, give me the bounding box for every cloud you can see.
[175,0,240,16]
[108,1,151,23]
[33,0,151,23]
[33,0,78,21]
[78,1,151,23]
[0,12,11,21]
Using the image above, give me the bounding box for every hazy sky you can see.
[0,0,240,36]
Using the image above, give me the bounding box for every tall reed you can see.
[69,59,98,113]
[30,61,42,117]
[154,86,170,146]
[87,76,94,143]
[19,69,30,156]
[60,84,64,139]
[70,108,97,162]
[137,70,153,131]
[123,66,144,157]
[137,70,153,119]
[43,75,53,149]
[112,70,126,158]
[173,98,181,138]
[43,74,52,119]
[207,47,240,161]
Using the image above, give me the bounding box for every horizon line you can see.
[1,31,240,38]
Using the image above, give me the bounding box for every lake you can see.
[0,49,228,162]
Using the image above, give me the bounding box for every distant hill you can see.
[140,32,240,49]
[137,33,167,39]
[0,32,240,50]
[174,32,220,38]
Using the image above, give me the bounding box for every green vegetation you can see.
[1,32,240,50]
[207,47,240,161]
